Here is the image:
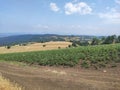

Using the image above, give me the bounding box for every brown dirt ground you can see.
[0,62,120,90]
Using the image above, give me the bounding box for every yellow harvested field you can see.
[0,41,72,54]
[0,74,22,90]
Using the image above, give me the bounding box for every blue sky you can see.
[0,0,120,35]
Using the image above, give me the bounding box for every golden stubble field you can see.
[0,41,72,54]
[0,74,22,90]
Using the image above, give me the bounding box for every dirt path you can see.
[0,62,120,90]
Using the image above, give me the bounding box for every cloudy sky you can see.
[0,0,120,35]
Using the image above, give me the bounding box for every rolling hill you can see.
[0,34,98,46]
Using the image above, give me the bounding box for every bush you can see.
[68,45,72,48]
[81,61,90,68]
[6,46,11,49]
[43,45,46,47]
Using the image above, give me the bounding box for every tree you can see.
[118,36,120,43]
[6,46,11,49]
[80,41,89,46]
[68,45,72,48]
[103,35,117,44]
[72,42,77,47]
[91,38,100,45]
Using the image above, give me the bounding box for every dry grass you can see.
[0,41,71,54]
[0,74,22,90]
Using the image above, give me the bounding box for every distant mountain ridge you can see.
[0,34,101,46]
[0,33,22,37]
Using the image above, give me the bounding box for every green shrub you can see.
[6,46,11,49]
[81,61,90,68]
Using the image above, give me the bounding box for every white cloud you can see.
[33,24,49,29]
[50,3,60,12]
[99,8,120,24]
[115,0,120,4]
[99,9,120,19]
[64,2,92,15]
[71,25,81,28]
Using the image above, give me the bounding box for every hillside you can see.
[0,33,19,38]
[0,34,98,46]
[0,41,71,54]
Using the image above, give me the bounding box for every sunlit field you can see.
[0,43,119,68]
[0,74,22,90]
[0,41,71,54]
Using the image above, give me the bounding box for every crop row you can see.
[0,44,120,68]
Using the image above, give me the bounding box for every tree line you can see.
[71,35,120,47]
[91,35,120,45]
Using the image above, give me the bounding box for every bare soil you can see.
[0,62,120,90]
